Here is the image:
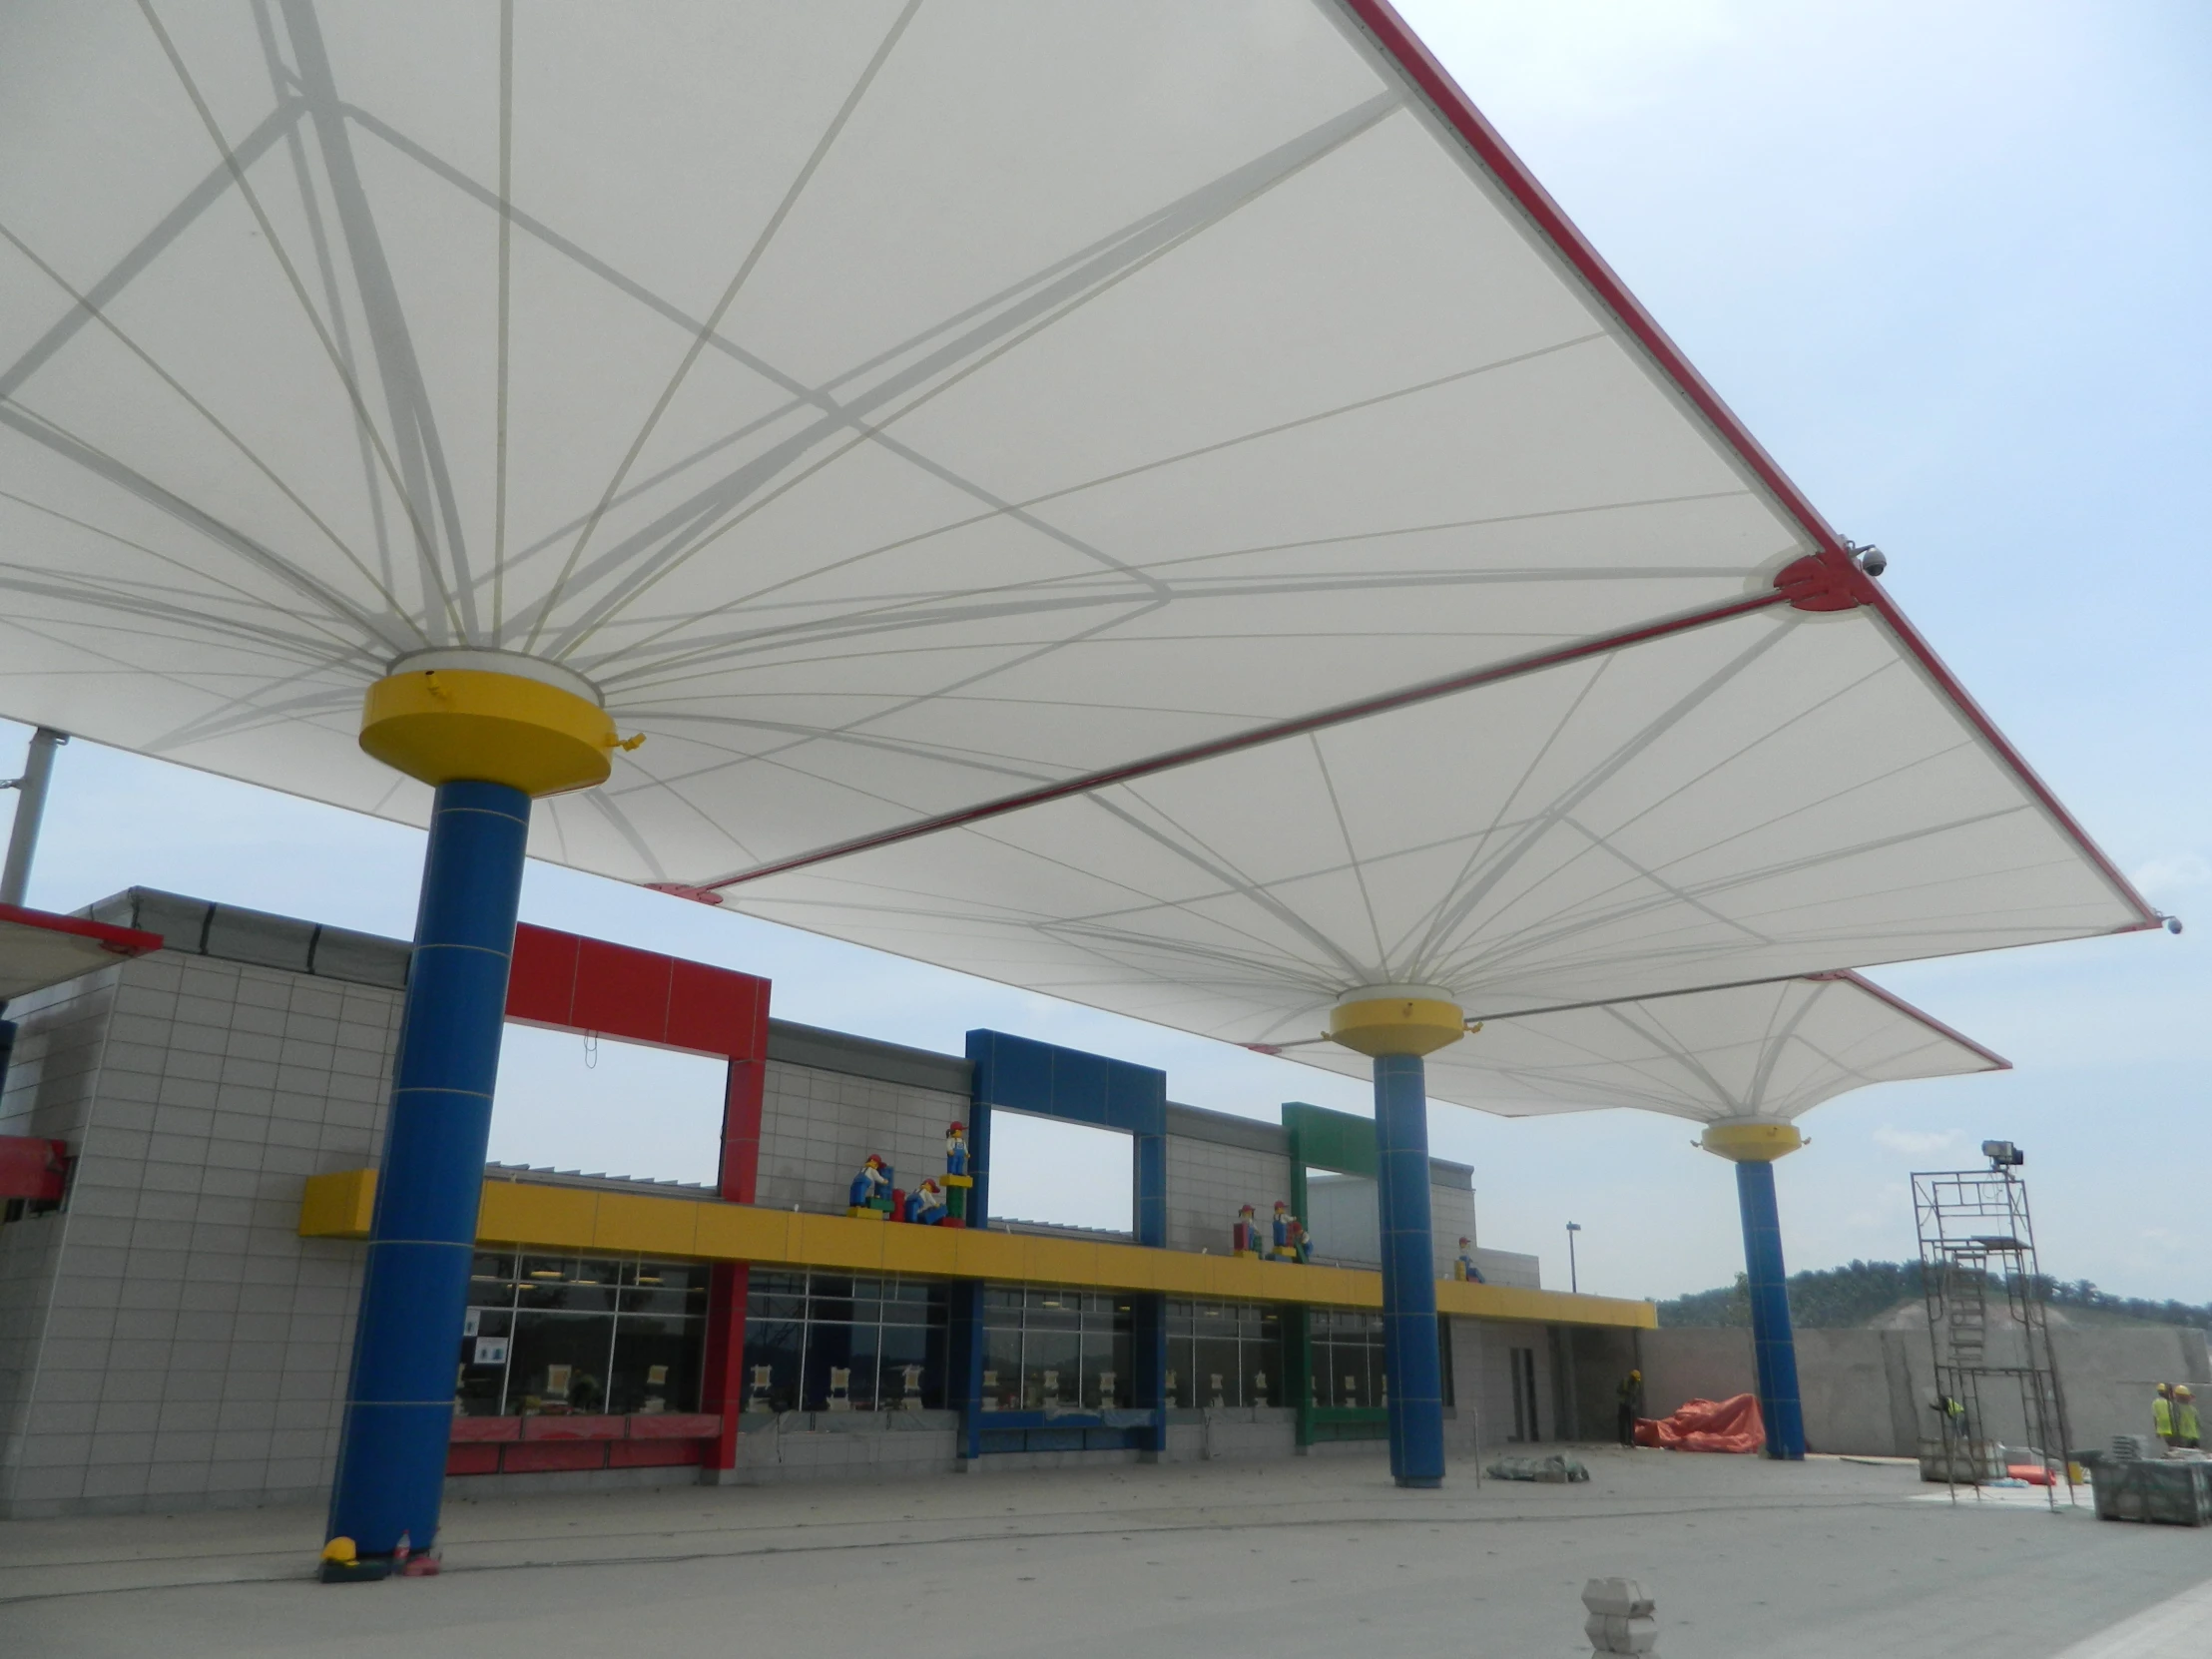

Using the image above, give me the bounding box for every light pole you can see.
[1566,1221,1582,1294]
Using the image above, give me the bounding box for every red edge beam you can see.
[1341,0,2159,932]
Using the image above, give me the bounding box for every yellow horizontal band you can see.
[359,669,619,797]
[1701,1121,1805,1162]
[299,1170,1653,1330]
[1328,996,1466,1057]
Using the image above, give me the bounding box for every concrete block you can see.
[1584,1614,1660,1655]
[1583,1579,1656,1619]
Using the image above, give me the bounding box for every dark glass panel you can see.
[1166,1335,1196,1407]
[742,1315,805,1413]
[981,1326,1024,1411]
[509,1310,617,1411]
[610,1314,703,1414]
[1195,1336,1241,1408]
[1022,1327,1081,1409]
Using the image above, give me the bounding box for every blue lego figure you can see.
[847,1154,892,1216]
[944,1121,969,1178]
[1455,1237,1485,1284]
[905,1179,946,1225]
[1272,1201,1310,1264]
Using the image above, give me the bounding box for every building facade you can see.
[0,890,1646,1517]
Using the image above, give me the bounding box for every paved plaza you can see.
[3,1450,2207,1657]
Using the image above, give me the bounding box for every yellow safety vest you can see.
[2180,1403,2201,1441]
[2154,1396,2174,1436]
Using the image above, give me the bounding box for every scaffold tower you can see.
[1913,1147,2077,1509]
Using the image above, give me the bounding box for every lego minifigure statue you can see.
[1454,1237,1485,1283]
[847,1154,893,1218]
[904,1178,947,1225]
[941,1121,974,1227]
[1233,1203,1261,1257]
[1272,1200,1311,1263]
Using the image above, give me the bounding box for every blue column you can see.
[967,1099,992,1229]
[327,780,531,1555]
[948,1281,985,1460]
[1133,1130,1167,1250]
[1373,1053,1444,1486]
[1131,1125,1169,1452]
[1735,1159,1806,1460]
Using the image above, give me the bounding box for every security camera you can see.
[1857,546,1888,578]
[2165,915,2184,935]
[1980,1139,2024,1169]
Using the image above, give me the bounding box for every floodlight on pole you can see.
[1565,1221,1582,1294]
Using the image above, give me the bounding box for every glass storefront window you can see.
[1163,1298,1281,1409]
[457,1251,706,1416]
[744,1270,955,1413]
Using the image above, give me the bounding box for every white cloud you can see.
[1873,1127,1962,1155]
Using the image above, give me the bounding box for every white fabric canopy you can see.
[1283,971,2005,1120]
[0,3,2153,1098]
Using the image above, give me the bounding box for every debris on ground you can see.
[1485,1452,1590,1483]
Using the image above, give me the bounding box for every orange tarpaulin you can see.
[1634,1393,1767,1454]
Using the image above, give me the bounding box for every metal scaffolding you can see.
[1913,1153,2077,1509]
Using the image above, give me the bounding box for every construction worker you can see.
[2154,1382,2177,1447]
[2176,1385,2201,1450]
[1617,1370,1645,1446]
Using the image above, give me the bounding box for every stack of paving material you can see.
[1584,1578,1658,1657]
[2092,1438,2212,1527]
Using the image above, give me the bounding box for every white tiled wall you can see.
[0,951,401,1517]
[1163,1134,1291,1256]
[1449,1317,1557,1448]
[753,1060,970,1215]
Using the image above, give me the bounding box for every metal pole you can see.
[326,779,531,1559]
[1566,1221,1581,1294]
[1373,1051,1444,1487]
[1,728,68,907]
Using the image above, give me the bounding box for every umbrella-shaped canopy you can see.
[1280,970,2007,1122]
[0,2,2153,1108]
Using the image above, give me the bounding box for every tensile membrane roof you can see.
[0,2,2151,1110]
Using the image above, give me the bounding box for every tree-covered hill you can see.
[1657,1260,2212,1333]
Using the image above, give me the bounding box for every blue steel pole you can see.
[328,779,531,1554]
[1373,1052,1444,1486]
[1735,1158,1807,1460]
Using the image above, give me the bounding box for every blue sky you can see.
[5,1,2205,1303]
